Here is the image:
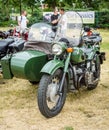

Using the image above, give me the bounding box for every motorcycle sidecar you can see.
[1,23,53,82]
[1,41,52,82]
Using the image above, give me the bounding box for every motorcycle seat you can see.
[83,35,102,45]
[88,36,96,39]
[0,38,14,52]
[9,39,25,51]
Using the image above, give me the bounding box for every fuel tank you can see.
[71,47,86,63]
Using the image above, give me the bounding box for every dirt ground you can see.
[0,32,109,130]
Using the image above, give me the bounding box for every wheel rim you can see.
[46,76,61,109]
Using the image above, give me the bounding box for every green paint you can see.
[71,47,85,63]
[41,59,64,75]
[8,50,47,81]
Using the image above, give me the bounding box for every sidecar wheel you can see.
[29,81,39,85]
[87,55,101,90]
[37,69,67,118]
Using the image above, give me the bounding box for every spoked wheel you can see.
[37,69,67,118]
[87,55,101,90]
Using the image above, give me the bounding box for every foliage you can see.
[0,0,109,27]
[0,20,17,27]
[63,126,74,130]
[43,0,59,8]
[43,0,109,10]
[95,11,109,28]
[0,6,17,27]
[28,8,43,26]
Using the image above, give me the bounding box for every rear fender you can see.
[1,55,13,79]
[99,52,106,64]
[41,59,64,75]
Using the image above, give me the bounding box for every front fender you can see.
[41,59,64,75]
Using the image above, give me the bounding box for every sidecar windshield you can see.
[28,23,54,42]
[55,11,83,46]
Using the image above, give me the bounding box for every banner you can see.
[78,11,95,24]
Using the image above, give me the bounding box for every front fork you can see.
[58,53,71,94]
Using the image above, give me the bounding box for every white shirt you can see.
[18,15,27,30]
[61,14,67,30]
[58,14,67,37]
[59,14,67,30]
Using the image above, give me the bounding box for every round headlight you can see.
[52,44,63,55]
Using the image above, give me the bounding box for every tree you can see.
[42,0,109,11]
[24,0,40,14]
[43,0,59,9]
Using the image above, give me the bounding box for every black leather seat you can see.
[9,39,25,51]
[0,38,14,52]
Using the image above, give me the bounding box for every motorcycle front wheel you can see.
[37,69,67,118]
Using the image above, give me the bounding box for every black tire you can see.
[37,69,67,118]
[87,55,101,90]
[29,81,39,85]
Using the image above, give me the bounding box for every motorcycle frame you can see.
[40,41,101,91]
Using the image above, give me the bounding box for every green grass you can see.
[63,126,74,130]
[101,43,109,51]
[99,29,109,51]
[0,27,14,31]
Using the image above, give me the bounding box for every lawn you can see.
[100,29,109,51]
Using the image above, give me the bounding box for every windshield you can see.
[55,11,83,46]
[28,23,54,42]
[28,11,83,46]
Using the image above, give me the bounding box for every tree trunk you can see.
[20,0,22,15]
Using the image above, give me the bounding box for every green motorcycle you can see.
[37,11,105,118]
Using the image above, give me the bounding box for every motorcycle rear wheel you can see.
[37,69,67,118]
[87,55,101,90]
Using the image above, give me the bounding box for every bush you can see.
[0,8,17,27]
[95,11,109,28]
[0,20,17,27]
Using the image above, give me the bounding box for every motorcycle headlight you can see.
[52,42,66,55]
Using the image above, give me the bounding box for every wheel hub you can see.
[85,71,94,85]
[47,77,59,103]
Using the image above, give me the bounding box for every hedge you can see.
[95,11,109,28]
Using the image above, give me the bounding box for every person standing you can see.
[18,10,28,32]
[51,9,59,32]
[58,8,67,37]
